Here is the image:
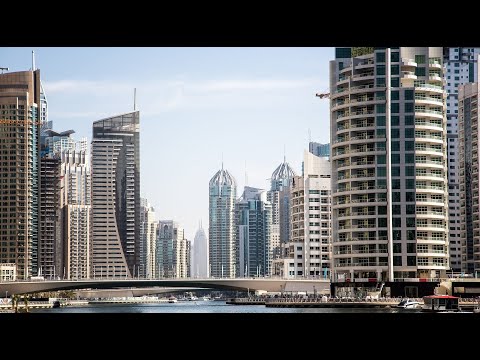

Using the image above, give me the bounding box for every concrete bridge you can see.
[0,278,330,297]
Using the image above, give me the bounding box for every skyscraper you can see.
[209,165,236,278]
[0,70,41,279]
[267,157,296,258]
[91,111,140,278]
[156,220,189,278]
[330,47,449,283]
[235,186,272,277]
[140,198,157,278]
[309,142,330,158]
[62,149,91,280]
[443,47,480,273]
[458,81,480,276]
[192,222,208,278]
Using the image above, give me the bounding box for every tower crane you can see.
[315,92,330,99]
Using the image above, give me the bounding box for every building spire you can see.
[284,144,286,163]
[134,88,136,111]
[221,152,224,170]
[32,50,36,71]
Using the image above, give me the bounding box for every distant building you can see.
[309,142,330,158]
[267,157,296,261]
[209,165,237,278]
[236,187,272,277]
[91,111,140,278]
[156,221,189,278]
[192,222,208,278]
[444,47,480,273]
[140,198,157,278]
[459,80,480,276]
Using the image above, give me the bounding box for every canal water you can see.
[29,300,409,313]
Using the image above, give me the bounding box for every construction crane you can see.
[315,91,330,99]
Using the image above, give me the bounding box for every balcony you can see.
[401,58,417,68]
[402,71,417,80]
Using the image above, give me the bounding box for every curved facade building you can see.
[330,47,449,282]
[91,111,140,278]
[209,166,236,278]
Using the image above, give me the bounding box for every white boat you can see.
[168,296,178,303]
[396,298,420,309]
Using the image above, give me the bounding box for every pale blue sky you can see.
[1,47,333,240]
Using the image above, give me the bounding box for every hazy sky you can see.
[1,47,333,240]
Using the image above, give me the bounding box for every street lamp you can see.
[5,291,8,299]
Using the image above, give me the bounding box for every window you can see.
[392,166,400,176]
[376,52,385,63]
[376,77,385,87]
[404,102,414,113]
[415,55,426,64]
[391,91,399,100]
[377,155,386,164]
[407,256,416,266]
[404,89,414,100]
[393,243,402,253]
[391,65,399,75]
[391,115,399,126]
[377,104,386,113]
[393,256,402,266]
[405,141,414,151]
[391,78,399,87]
[391,154,400,164]
[376,116,386,126]
[405,192,415,202]
[391,129,400,138]
[377,166,386,177]
[405,179,415,189]
[405,128,414,138]
[405,166,415,176]
[393,218,402,227]
[392,179,401,189]
[393,205,401,214]
[391,52,399,62]
[406,217,415,227]
[391,103,399,113]
[392,141,400,151]
[376,65,386,75]
[415,67,426,76]
[393,192,401,202]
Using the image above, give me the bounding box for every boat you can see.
[168,296,178,303]
[422,295,461,312]
[396,298,420,309]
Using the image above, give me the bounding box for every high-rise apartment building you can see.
[458,80,480,276]
[0,70,41,279]
[330,47,449,282]
[287,150,331,278]
[140,198,157,278]
[209,166,236,278]
[192,222,208,278]
[156,220,189,278]
[62,149,91,280]
[236,186,272,277]
[91,111,140,278]
[444,47,480,273]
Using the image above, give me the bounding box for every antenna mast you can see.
[134,88,136,111]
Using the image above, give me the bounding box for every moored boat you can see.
[396,298,420,309]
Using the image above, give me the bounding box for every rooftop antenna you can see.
[32,50,36,71]
[308,128,311,143]
[134,88,136,111]
[221,152,224,170]
[283,144,286,163]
